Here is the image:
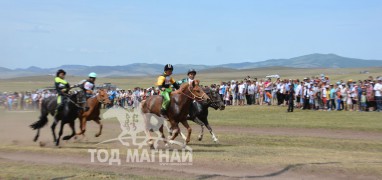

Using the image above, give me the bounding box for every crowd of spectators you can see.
[212,74,382,112]
[0,90,56,111]
[2,74,381,112]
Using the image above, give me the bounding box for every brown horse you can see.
[77,89,110,137]
[141,80,210,147]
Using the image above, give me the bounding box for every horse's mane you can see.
[174,80,200,94]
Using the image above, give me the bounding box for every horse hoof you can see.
[168,140,175,145]
[63,136,72,141]
[198,135,203,141]
[39,141,46,147]
[95,134,100,137]
[150,144,155,150]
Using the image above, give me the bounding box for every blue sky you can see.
[1,0,382,69]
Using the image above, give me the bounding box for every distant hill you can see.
[217,54,382,69]
[1,53,381,79]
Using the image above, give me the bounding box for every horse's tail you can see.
[30,115,48,130]
[30,99,50,130]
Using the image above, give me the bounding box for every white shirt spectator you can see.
[32,93,38,101]
[238,84,245,94]
[374,82,382,96]
[322,88,327,98]
[350,86,357,98]
[296,84,302,97]
[309,90,314,100]
[303,88,309,97]
[247,84,255,95]
[276,83,281,91]
[231,84,237,93]
[219,85,225,95]
[279,83,285,94]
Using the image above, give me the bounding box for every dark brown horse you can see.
[141,80,210,147]
[30,91,82,146]
[77,89,110,137]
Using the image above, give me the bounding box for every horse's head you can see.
[72,90,85,104]
[204,87,225,110]
[68,90,81,103]
[97,89,111,105]
[179,80,210,103]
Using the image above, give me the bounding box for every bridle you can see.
[95,91,109,104]
[205,91,220,108]
[179,85,208,102]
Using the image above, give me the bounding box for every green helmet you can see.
[88,72,97,78]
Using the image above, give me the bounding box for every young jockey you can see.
[178,68,196,85]
[157,64,180,116]
[54,69,70,116]
[81,72,97,111]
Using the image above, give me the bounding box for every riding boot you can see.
[82,95,89,112]
[83,101,89,112]
[54,102,64,117]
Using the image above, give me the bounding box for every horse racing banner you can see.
[87,106,193,166]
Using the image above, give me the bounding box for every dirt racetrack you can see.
[1,109,382,179]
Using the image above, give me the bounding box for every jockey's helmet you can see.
[89,72,97,78]
[187,68,196,75]
[56,69,66,77]
[164,64,174,71]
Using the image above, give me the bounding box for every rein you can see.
[179,85,207,102]
[65,96,83,109]
[93,94,108,104]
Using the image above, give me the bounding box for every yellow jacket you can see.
[157,73,178,90]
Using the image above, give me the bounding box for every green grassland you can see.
[210,105,382,132]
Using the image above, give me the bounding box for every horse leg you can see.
[159,124,169,148]
[192,118,205,141]
[56,121,65,146]
[180,120,192,144]
[164,120,173,136]
[76,117,87,135]
[51,118,59,142]
[179,129,187,141]
[206,124,218,143]
[94,119,103,137]
[169,120,180,142]
[63,120,76,141]
[33,129,40,142]
[198,125,204,141]
[143,113,155,148]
